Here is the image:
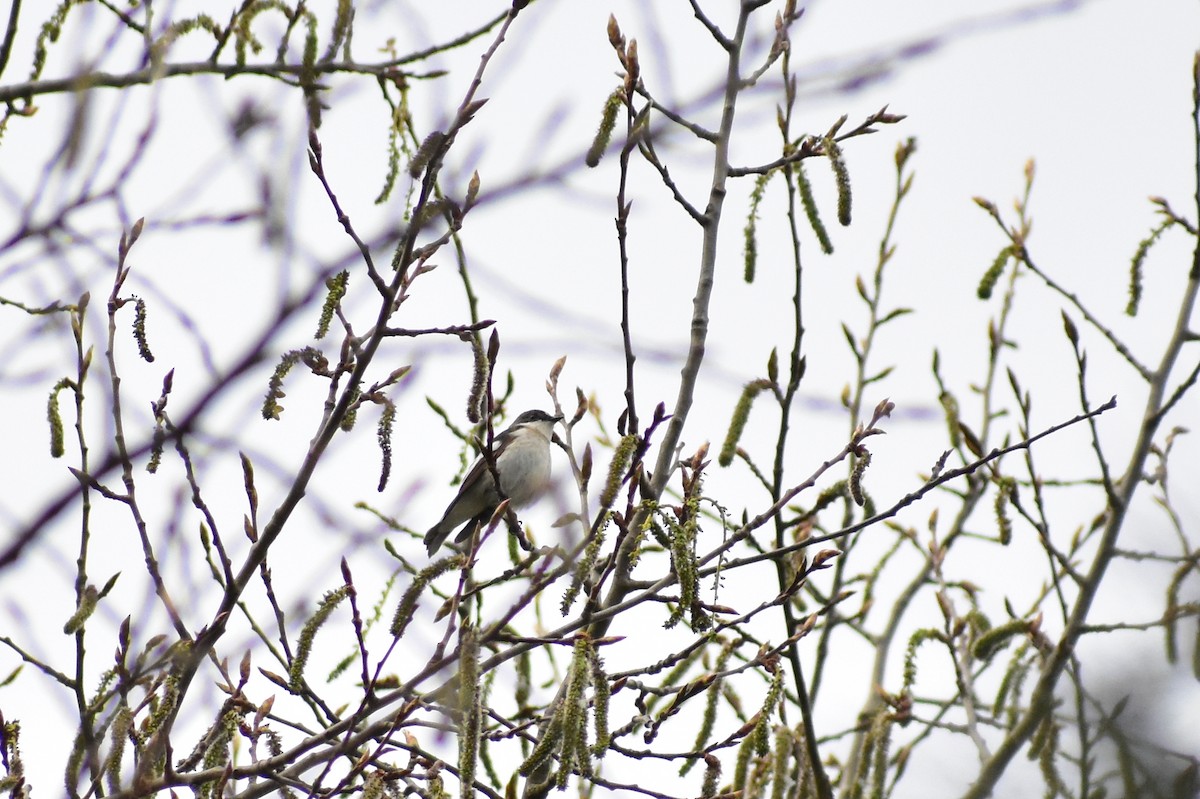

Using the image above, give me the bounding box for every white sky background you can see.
[1,0,1199,795]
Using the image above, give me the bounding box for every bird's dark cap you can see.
[512,409,562,425]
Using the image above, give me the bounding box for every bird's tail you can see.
[423,522,454,557]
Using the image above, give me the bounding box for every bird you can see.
[424,409,562,556]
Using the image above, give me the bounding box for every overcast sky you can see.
[2,1,1198,794]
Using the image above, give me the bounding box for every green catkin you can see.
[586,88,623,167]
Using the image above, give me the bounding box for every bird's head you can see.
[508,409,563,440]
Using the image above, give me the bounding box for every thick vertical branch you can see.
[645,5,747,496]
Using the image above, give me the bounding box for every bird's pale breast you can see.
[496,433,552,506]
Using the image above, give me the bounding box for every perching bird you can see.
[423,409,562,556]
